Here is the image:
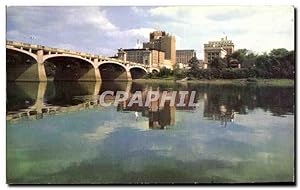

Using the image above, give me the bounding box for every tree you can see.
[211,57,227,70]
[269,48,289,58]
[173,64,187,79]
[187,57,201,78]
[226,48,254,68]
[157,67,172,77]
[269,49,294,78]
[147,48,294,80]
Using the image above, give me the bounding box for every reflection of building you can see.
[203,88,244,127]
[117,48,165,68]
[117,90,198,129]
[143,31,176,69]
[117,94,176,130]
[204,36,235,67]
[148,100,176,129]
[176,50,196,64]
[204,104,237,127]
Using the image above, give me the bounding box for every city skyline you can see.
[7,6,294,59]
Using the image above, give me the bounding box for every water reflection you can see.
[118,100,176,130]
[207,105,237,127]
[7,81,294,128]
[6,81,295,183]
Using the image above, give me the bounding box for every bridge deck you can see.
[6,40,150,68]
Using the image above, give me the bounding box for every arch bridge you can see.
[6,41,159,81]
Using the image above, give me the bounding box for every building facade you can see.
[117,48,165,68]
[204,36,235,66]
[176,50,196,64]
[143,31,176,68]
[204,47,227,64]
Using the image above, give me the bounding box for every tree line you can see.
[147,48,294,80]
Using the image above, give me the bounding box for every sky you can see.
[6,6,294,59]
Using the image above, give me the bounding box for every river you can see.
[6,81,295,184]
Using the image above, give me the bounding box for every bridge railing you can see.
[7,40,154,69]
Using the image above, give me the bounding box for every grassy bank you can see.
[134,78,294,87]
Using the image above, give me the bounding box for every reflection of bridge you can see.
[6,41,160,82]
[6,82,198,126]
[6,82,131,122]
[7,81,293,128]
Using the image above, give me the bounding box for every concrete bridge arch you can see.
[129,66,148,79]
[6,41,161,82]
[149,68,160,73]
[6,46,46,81]
[6,46,38,62]
[43,54,99,81]
[43,54,95,67]
[97,61,127,70]
[98,61,131,81]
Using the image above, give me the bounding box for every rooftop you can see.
[204,36,234,47]
[176,49,196,51]
[118,48,165,52]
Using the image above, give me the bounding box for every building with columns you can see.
[204,47,227,64]
[204,36,235,67]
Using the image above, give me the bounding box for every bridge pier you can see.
[37,50,47,82]
[93,58,101,82]
[30,82,47,114]
[77,67,101,81]
[126,69,133,81]
[73,58,101,81]
[7,49,47,82]
[11,63,40,81]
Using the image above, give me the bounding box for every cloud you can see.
[6,6,294,59]
[147,6,294,58]
[108,27,155,41]
[6,6,156,56]
[130,6,145,16]
[65,7,118,31]
[55,43,77,50]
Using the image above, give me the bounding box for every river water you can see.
[6,81,294,184]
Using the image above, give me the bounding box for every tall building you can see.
[117,48,165,68]
[204,36,235,66]
[143,31,176,68]
[176,50,196,64]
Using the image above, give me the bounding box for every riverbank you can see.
[135,78,294,87]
